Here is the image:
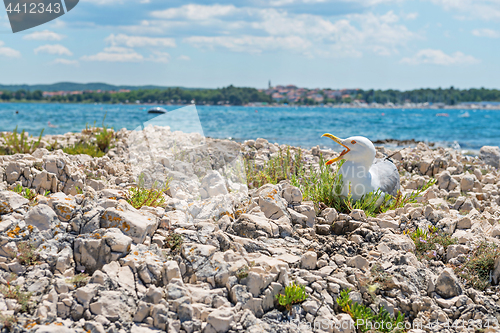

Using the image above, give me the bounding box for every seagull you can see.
[322,133,400,204]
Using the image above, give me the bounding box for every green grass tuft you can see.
[67,273,89,288]
[454,241,500,291]
[63,142,105,157]
[0,277,33,313]
[125,173,170,209]
[337,288,406,332]
[406,225,457,261]
[17,241,40,266]
[12,184,38,202]
[0,127,44,155]
[276,282,308,311]
[165,232,183,254]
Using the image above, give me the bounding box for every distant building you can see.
[272,93,286,102]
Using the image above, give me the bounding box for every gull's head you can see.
[322,134,376,166]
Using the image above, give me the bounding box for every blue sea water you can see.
[0,103,498,150]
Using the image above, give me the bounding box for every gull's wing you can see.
[371,158,400,197]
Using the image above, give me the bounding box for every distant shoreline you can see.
[1,100,500,110]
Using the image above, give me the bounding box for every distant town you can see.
[1,82,500,108]
[260,83,500,109]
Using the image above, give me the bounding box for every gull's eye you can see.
[351,140,357,144]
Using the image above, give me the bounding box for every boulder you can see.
[25,204,59,231]
[258,186,288,220]
[460,175,475,192]
[435,268,462,299]
[282,185,302,205]
[74,228,132,274]
[233,213,279,238]
[0,191,29,215]
[300,251,317,270]
[346,255,369,271]
[89,290,135,322]
[100,205,158,244]
[207,308,234,333]
[479,146,500,168]
[200,171,228,199]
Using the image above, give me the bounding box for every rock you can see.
[133,301,151,322]
[380,234,416,252]
[334,313,355,333]
[164,260,182,284]
[300,251,317,270]
[316,224,331,235]
[89,290,134,322]
[492,256,500,285]
[100,205,158,244]
[234,213,279,238]
[74,228,132,274]
[288,208,308,227]
[200,171,228,199]
[479,146,500,168]
[0,191,29,215]
[320,208,338,223]
[349,209,367,222]
[374,218,399,230]
[456,216,471,229]
[438,171,452,190]
[293,203,316,228]
[282,185,302,205]
[181,243,217,271]
[435,268,462,299]
[207,308,234,333]
[446,245,469,262]
[25,204,59,231]
[258,186,288,220]
[460,175,475,192]
[346,255,369,271]
[35,324,75,333]
[103,228,133,253]
[150,304,169,330]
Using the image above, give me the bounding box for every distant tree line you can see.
[0,85,272,106]
[340,87,500,105]
[2,86,500,105]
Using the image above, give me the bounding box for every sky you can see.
[1,0,500,90]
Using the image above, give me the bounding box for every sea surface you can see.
[0,103,498,151]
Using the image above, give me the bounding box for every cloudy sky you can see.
[1,0,499,89]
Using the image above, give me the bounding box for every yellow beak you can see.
[322,133,350,165]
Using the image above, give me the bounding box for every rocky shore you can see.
[1,125,500,333]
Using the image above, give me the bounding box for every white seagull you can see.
[322,133,400,204]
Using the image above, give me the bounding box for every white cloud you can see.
[149,51,170,63]
[0,41,21,58]
[405,12,419,20]
[151,4,238,20]
[472,28,500,38]
[173,6,417,58]
[81,46,172,63]
[105,34,176,48]
[430,0,500,21]
[23,30,65,41]
[34,44,73,56]
[52,58,79,66]
[259,0,402,6]
[81,46,144,62]
[178,55,190,61]
[185,35,312,54]
[400,49,480,65]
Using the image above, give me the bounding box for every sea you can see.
[0,103,498,151]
